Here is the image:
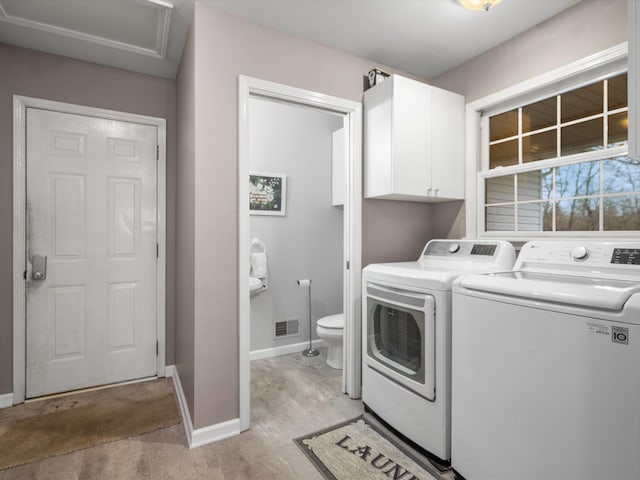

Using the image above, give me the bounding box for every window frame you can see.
[465,42,637,239]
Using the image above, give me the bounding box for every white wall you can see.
[249,97,344,352]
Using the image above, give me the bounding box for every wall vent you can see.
[275,319,300,338]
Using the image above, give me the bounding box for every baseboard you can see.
[190,418,241,449]
[0,393,13,409]
[250,339,327,361]
[165,365,195,446]
[165,365,241,449]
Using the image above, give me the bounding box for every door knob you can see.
[31,254,47,281]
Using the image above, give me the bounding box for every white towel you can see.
[250,252,267,278]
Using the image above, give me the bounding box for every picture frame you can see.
[249,172,287,216]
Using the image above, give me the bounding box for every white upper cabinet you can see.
[629,0,639,161]
[364,74,465,202]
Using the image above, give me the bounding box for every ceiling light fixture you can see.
[459,0,503,12]
[142,0,174,9]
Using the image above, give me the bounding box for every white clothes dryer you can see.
[362,239,515,466]
[452,241,640,480]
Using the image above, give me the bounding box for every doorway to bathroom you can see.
[238,77,362,431]
[248,97,344,359]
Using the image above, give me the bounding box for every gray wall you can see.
[362,199,437,265]
[0,43,177,396]
[175,24,196,419]
[429,0,627,237]
[431,0,627,102]
[249,97,344,352]
[178,3,438,429]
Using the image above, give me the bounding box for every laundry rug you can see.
[294,416,443,480]
[0,377,181,471]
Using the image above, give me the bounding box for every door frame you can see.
[12,95,167,404]
[238,76,362,431]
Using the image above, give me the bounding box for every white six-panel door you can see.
[26,108,158,398]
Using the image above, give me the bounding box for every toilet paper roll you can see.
[296,279,311,287]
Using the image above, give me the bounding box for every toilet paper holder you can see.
[297,278,319,357]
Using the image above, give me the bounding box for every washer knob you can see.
[448,243,460,253]
[571,246,589,260]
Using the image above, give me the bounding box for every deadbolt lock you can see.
[31,254,47,281]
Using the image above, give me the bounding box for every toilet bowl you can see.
[316,314,344,370]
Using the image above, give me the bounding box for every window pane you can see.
[517,202,552,232]
[604,195,640,230]
[555,161,600,199]
[561,118,603,156]
[603,157,640,194]
[556,198,599,231]
[490,139,518,168]
[608,112,628,147]
[523,130,556,163]
[608,73,627,110]
[486,175,514,204]
[490,109,518,141]
[486,205,515,231]
[561,81,603,123]
[522,97,556,133]
[518,169,552,202]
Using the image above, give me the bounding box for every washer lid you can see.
[317,314,343,329]
[458,271,640,311]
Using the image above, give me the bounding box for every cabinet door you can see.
[332,127,345,206]
[431,87,465,199]
[364,78,393,198]
[392,76,432,197]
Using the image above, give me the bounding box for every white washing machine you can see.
[362,239,515,465]
[452,240,640,480]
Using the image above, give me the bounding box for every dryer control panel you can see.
[420,240,515,266]
[423,240,496,258]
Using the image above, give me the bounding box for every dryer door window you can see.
[373,303,423,377]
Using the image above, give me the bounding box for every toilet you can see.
[316,313,344,369]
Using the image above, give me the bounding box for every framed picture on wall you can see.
[249,172,287,216]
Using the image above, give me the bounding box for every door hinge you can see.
[156,145,159,160]
[156,243,159,258]
[23,270,27,280]
[156,340,159,356]
[346,260,350,270]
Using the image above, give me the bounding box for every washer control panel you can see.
[516,241,640,269]
[611,248,640,265]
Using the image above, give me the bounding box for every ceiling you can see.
[0,0,581,80]
[0,0,194,78]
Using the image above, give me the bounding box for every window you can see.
[477,65,639,236]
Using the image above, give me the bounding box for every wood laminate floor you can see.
[0,348,363,479]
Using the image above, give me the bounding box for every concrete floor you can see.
[0,348,364,479]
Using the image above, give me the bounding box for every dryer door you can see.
[365,282,436,400]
